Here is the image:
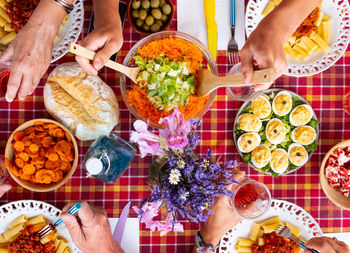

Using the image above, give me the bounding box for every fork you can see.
[227,0,239,65]
[38,203,81,239]
[275,224,320,253]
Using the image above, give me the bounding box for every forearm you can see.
[93,0,121,28]
[259,0,322,43]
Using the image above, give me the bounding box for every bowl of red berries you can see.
[320,140,350,210]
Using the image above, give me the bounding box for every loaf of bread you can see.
[44,62,120,141]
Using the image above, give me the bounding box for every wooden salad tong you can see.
[68,43,140,83]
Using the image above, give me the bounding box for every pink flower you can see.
[159,108,191,150]
[133,201,184,236]
[130,120,166,158]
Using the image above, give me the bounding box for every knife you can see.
[203,0,218,60]
[113,201,131,244]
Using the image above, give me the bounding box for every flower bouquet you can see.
[130,108,238,236]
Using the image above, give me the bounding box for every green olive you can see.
[141,0,150,9]
[155,20,163,27]
[151,8,162,19]
[143,24,150,31]
[132,0,141,9]
[160,14,168,22]
[136,18,144,27]
[139,9,147,20]
[145,15,154,26]
[162,4,171,15]
[151,23,160,32]
[150,0,160,8]
[132,10,139,18]
[160,0,166,6]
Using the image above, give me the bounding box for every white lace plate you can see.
[219,199,323,253]
[0,200,81,252]
[245,0,350,77]
[51,0,84,62]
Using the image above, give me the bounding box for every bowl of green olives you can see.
[128,0,174,34]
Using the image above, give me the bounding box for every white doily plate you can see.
[0,200,81,253]
[219,199,323,253]
[51,0,84,62]
[245,0,350,77]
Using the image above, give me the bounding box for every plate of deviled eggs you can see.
[233,89,319,177]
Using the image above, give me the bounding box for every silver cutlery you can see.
[227,0,239,65]
[275,224,320,253]
[38,203,81,239]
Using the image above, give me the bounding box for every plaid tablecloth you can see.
[1,0,350,252]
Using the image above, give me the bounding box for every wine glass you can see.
[231,178,271,219]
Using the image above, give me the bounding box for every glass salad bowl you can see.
[119,31,218,128]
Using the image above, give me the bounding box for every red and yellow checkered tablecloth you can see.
[1,0,350,252]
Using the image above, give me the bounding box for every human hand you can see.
[60,201,123,253]
[199,169,245,247]
[305,236,350,253]
[0,0,67,102]
[241,21,287,92]
[75,2,123,75]
[0,183,12,198]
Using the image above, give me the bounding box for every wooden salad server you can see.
[196,68,275,97]
[68,43,140,83]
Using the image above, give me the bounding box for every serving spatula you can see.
[68,43,140,83]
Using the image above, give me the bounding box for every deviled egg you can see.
[237,133,261,153]
[265,118,287,145]
[251,145,271,168]
[270,149,289,174]
[288,143,308,167]
[251,95,271,119]
[272,91,293,116]
[238,113,262,132]
[291,126,317,145]
[289,104,313,126]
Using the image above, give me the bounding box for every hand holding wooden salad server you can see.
[69,43,140,83]
[69,43,274,97]
[196,68,274,97]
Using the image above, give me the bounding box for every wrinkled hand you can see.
[60,201,123,253]
[0,20,55,102]
[75,16,123,75]
[199,169,245,247]
[305,237,350,253]
[241,21,287,91]
[0,183,12,198]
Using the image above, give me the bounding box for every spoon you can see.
[69,43,274,96]
[196,68,274,97]
[68,43,140,83]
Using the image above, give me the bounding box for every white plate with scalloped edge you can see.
[219,199,323,253]
[245,0,350,77]
[0,200,81,252]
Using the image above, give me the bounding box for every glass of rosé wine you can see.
[230,178,271,219]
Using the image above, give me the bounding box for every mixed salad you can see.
[134,55,195,111]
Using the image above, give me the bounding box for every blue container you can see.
[83,133,136,184]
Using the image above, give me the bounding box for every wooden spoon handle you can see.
[68,43,132,75]
[218,68,274,87]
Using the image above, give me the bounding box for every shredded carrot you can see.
[137,37,203,73]
[128,37,209,125]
